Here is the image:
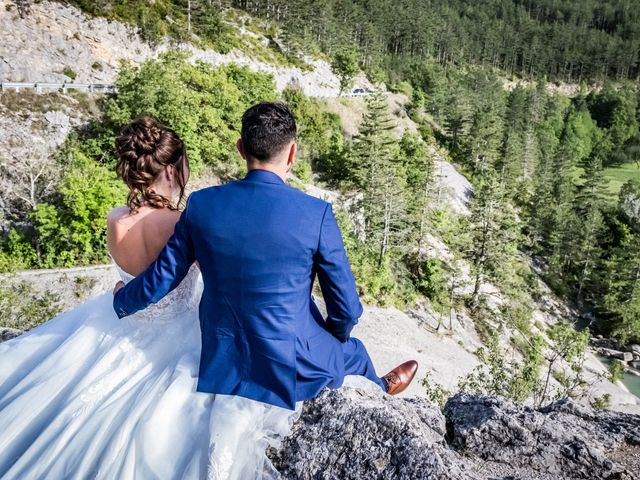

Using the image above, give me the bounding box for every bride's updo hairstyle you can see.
[115,117,189,213]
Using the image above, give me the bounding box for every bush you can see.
[408,256,448,309]
[392,81,413,97]
[63,66,77,81]
[608,359,625,383]
[336,210,417,307]
[591,393,611,410]
[292,159,313,184]
[31,142,125,267]
[0,281,62,331]
[103,52,277,179]
[421,372,450,407]
[283,87,344,166]
[458,333,544,403]
[0,229,38,272]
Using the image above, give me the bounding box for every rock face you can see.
[272,385,640,480]
[0,0,345,97]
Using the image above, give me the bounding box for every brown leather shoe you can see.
[382,360,418,395]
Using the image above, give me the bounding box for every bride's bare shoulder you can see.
[107,206,131,229]
[107,206,130,221]
[107,206,181,235]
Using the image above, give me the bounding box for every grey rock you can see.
[271,386,473,480]
[630,361,640,370]
[272,388,640,480]
[444,393,640,479]
[591,338,621,350]
[0,0,349,97]
[608,350,634,362]
[0,327,22,342]
[630,344,640,355]
[621,352,634,362]
[44,110,70,128]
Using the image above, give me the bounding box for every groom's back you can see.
[187,169,328,407]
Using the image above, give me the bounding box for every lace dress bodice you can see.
[113,262,202,322]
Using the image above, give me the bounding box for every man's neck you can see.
[246,163,288,182]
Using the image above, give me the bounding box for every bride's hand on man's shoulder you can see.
[113,281,125,296]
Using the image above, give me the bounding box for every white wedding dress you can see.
[0,262,299,480]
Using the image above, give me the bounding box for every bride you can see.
[0,117,297,479]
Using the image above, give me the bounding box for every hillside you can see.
[0,0,346,96]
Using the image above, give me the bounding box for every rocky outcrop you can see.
[0,0,344,97]
[445,394,640,479]
[272,385,640,480]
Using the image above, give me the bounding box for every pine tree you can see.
[545,103,598,287]
[603,222,640,344]
[466,169,520,306]
[572,152,609,298]
[353,92,408,266]
[498,86,529,190]
[466,100,505,174]
[399,132,434,251]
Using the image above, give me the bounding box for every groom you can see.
[113,102,418,410]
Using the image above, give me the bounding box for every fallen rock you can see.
[619,352,634,362]
[44,110,70,127]
[601,348,634,362]
[591,337,621,350]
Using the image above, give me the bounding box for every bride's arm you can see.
[113,197,196,318]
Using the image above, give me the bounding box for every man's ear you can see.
[236,139,246,160]
[287,142,297,167]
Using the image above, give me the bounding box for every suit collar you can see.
[243,169,286,185]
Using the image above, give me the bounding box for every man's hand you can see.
[113,281,125,296]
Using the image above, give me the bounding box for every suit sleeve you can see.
[112,196,196,319]
[314,204,363,342]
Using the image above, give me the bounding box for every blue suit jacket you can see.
[113,169,363,409]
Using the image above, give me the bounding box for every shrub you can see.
[421,373,450,407]
[63,66,77,81]
[103,52,277,179]
[0,229,38,273]
[0,281,62,331]
[336,210,417,307]
[591,393,611,410]
[31,142,125,267]
[608,359,625,383]
[458,333,544,403]
[292,159,312,184]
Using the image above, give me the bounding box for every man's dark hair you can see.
[240,102,297,161]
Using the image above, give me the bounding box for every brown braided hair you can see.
[115,117,189,213]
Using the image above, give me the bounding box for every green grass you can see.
[573,162,640,204]
[604,163,640,200]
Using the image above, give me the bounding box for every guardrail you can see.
[0,82,117,94]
